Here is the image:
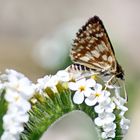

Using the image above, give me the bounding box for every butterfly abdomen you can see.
[66,63,91,73]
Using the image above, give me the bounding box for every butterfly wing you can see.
[70,16,117,74]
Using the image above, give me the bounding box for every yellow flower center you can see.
[14,83,20,91]
[79,86,85,92]
[95,92,101,97]
[14,95,20,101]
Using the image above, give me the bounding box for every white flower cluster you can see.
[0,69,129,140]
[0,69,35,140]
[68,76,130,139]
[113,88,130,136]
[36,70,70,93]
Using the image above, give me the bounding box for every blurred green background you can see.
[0,0,139,139]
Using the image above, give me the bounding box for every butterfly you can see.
[67,16,127,100]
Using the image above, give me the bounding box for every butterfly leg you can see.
[104,75,115,90]
[104,76,128,101]
[123,82,128,102]
[75,71,99,81]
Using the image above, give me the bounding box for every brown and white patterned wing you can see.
[70,16,117,73]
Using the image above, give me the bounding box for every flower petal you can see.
[76,78,86,87]
[68,82,78,91]
[94,105,104,113]
[73,91,84,104]
[86,78,96,88]
[56,70,70,82]
[85,97,98,106]
[84,88,93,97]
[94,83,102,92]
[103,90,110,97]
[103,123,116,132]
[104,113,116,124]
[106,103,115,113]
[94,117,103,126]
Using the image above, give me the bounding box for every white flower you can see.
[36,71,70,93]
[1,69,35,99]
[120,116,130,135]
[94,98,115,113]
[5,89,28,104]
[3,112,29,127]
[36,75,51,92]
[85,84,110,106]
[44,75,59,92]
[1,131,20,140]
[69,78,96,104]
[36,75,59,93]
[103,123,116,132]
[1,69,34,140]
[1,69,25,82]
[3,114,25,134]
[4,89,20,103]
[114,88,127,113]
[15,78,35,99]
[101,130,116,139]
[113,97,128,116]
[7,102,31,115]
[56,70,70,82]
[0,81,4,89]
[5,89,31,111]
[94,112,115,127]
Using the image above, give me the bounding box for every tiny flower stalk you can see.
[0,69,130,140]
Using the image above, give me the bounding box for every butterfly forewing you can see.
[70,16,117,74]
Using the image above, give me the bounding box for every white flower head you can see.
[94,112,115,127]
[7,102,31,115]
[1,69,35,99]
[56,70,70,82]
[36,75,59,93]
[1,69,25,81]
[113,97,128,116]
[44,75,59,92]
[36,70,70,93]
[3,114,25,134]
[85,84,110,106]
[0,68,130,140]
[101,130,116,139]
[103,122,116,132]
[1,131,20,140]
[94,98,115,114]
[1,69,34,140]
[120,116,130,135]
[36,75,51,92]
[69,78,96,104]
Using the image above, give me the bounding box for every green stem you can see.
[0,89,7,136]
